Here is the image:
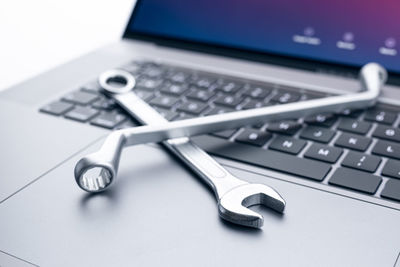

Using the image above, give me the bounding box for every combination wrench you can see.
[74,62,386,227]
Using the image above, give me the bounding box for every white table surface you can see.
[0,0,135,91]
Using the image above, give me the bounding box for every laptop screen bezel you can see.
[123,0,400,86]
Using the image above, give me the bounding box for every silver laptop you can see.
[1,1,399,266]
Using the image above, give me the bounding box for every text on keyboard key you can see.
[341,152,381,173]
[337,118,371,134]
[300,126,336,143]
[372,125,400,143]
[267,121,301,135]
[235,129,272,147]
[304,144,343,163]
[372,140,400,159]
[335,133,371,151]
[269,136,306,155]
[364,108,397,125]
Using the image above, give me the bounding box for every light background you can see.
[0,0,135,91]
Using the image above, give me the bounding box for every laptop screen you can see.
[126,0,399,76]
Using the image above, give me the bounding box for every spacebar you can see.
[192,135,331,181]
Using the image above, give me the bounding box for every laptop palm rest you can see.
[0,138,398,266]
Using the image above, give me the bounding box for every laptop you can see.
[1,0,399,266]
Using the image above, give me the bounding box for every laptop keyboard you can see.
[40,60,400,204]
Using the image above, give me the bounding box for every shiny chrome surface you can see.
[75,63,386,196]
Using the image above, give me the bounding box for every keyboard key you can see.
[243,86,271,99]
[216,80,243,94]
[203,107,234,116]
[90,112,127,129]
[167,70,190,83]
[213,95,243,108]
[116,119,138,129]
[337,118,371,134]
[136,77,162,90]
[192,76,216,89]
[269,136,306,155]
[304,144,343,163]
[341,152,381,173]
[141,65,164,78]
[372,140,400,159]
[267,121,301,135]
[303,92,326,100]
[65,106,99,122]
[339,109,363,118]
[304,113,337,127]
[134,90,154,102]
[335,133,371,151]
[62,91,99,105]
[364,108,397,125]
[174,113,194,120]
[159,83,188,96]
[91,97,117,111]
[300,126,335,143]
[155,108,179,121]
[177,102,208,115]
[329,168,382,194]
[382,159,400,179]
[372,125,400,143]
[186,89,215,102]
[271,90,301,104]
[241,100,271,110]
[40,101,73,116]
[381,179,400,202]
[235,129,272,146]
[193,135,331,181]
[149,95,180,109]
[211,129,238,139]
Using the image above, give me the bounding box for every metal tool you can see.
[91,82,286,228]
[75,62,386,193]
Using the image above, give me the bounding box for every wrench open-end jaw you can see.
[218,183,285,228]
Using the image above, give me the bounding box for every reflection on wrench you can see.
[99,86,285,228]
[75,63,386,195]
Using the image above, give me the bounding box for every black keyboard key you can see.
[381,179,400,202]
[329,168,382,194]
[267,121,301,135]
[235,129,272,147]
[90,112,127,129]
[382,159,400,179]
[339,109,363,118]
[241,100,271,110]
[335,133,371,151]
[372,140,400,159]
[243,86,271,99]
[364,108,397,125]
[186,89,215,102]
[141,65,164,78]
[304,144,343,163]
[155,108,179,121]
[193,135,331,181]
[167,71,190,83]
[136,77,162,90]
[192,76,216,89]
[372,125,400,143]
[304,113,337,127]
[269,136,306,155]
[174,113,194,121]
[134,90,154,102]
[62,91,99,106]
[149,95,180,109]
[211,129,238,139]
[203,107,234,116]
[159,83,188,96]
[213,95,244,108]
[271,90,301,104]
[177,102,208,115]
[91,97,117,111]
[300,126,335,143]
[303,92,326,100]
[341,152,381,173]
[216,80,243,94]
[40,101,73,116]
[337,118,371,134]
[65,106,99,122]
